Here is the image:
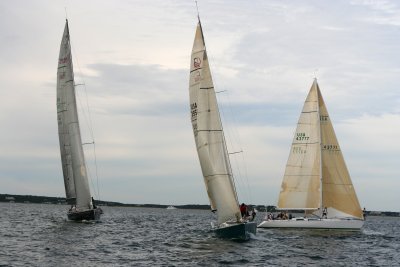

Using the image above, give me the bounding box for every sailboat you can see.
[57,20,102,221]
[258,79,364,229]
[189,19,256,240]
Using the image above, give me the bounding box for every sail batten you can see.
[57,20,92,210]
[189,21,241,225]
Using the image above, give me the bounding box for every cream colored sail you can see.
[57,20,92,210]
[279,79,362,219]
[189,21,241,225]
[318,85,363,219]
[278,80,321,210]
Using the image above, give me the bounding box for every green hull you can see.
[214,222,257,240]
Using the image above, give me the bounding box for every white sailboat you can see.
[258,79,364,230]
[189,19,256,239]
[57,20,102,221]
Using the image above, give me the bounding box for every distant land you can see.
[0,194,399,217]
[0,194,209,210]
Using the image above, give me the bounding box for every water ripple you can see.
[0,203,399,266]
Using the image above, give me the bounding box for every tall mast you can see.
[316,79,324,214]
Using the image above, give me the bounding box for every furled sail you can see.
[318,84,363,219]
[57,20,92,210]
[278,80,321,210]
[189,21,241,225]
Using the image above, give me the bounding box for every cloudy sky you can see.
[0,0,399,211]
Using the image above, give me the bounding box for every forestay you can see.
[189,21,241,225]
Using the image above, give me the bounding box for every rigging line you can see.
[75,91,100,200]
[211,70,246,203]
[92,142,101,201]
[70,36,101,200]
[64,7,68,20]
[225,89,253,204]
[74,88,98,198]
[195,0,200,20]
[223,96,249,204]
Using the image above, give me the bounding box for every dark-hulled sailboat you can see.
[57,20,102,221]
[189,18,256,240]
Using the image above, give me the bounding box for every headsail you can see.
[278,80,321,210]
[189,21,241,225]
[317,84,363,219]
[57,20,92,210]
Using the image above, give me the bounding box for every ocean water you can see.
[0,203,399,266]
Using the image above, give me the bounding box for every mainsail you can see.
[189,21,241,225]
[278,80,321,210]
[278,79,362,219]
[57,20,92,210]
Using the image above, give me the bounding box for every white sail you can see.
[57,20,92,210]
[278,79,362,219]
[189,21,241,225]
[278,80,321,210]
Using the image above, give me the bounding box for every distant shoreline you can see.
[0,193,210,210]
[1,194,399,217]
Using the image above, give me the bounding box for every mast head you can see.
[313,77,318,87]
[195,0,200,21]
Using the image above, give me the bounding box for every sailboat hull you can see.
[67,207,102,221]
[214,222,257,240]
[258,218,364,230]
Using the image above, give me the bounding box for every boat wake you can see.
[82,220,97,224]
[248,232,271,241]
[362,228,384,236]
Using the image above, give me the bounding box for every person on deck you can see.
[322,207,328,218]
[92,197,97,209]
[240,203,247,218]
[250,209,256,221]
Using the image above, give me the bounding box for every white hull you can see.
[258,218,364,230]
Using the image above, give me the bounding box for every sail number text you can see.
[292,146,306,154]
[191,102,198,121]
[320,115,329,121]
[296,132,309,141]
[191,102,198,136]
[322,144,339,150]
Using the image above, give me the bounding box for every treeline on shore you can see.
[1,194,398,216]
